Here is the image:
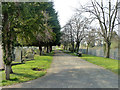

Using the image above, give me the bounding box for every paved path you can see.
[3,50,118,88]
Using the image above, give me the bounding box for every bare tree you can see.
[78,0,119,58]
[84,28,96,54]
[66,20,75,52]
[61,26,70,50]
[61,19,76,52]
[72,14,89,52]
[61,13,90,53]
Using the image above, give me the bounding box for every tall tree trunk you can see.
[44,46,46,53]
[103,43,106,55]
[47,46,49,53]
[10,64,13,74]
[21,47,23,63]
[86,45,89,54]
[3,8,14,80]
[5,65,11,80]
[76,42,80,53]
[105,42,111,58]
[72,42,74,52]
[10,32,14,73]
[5,22,12,80]
[75,44,77,52]
[63,46,65,50]
[50,45,52,52]
[39,45,42,56]
[77,43,80,53]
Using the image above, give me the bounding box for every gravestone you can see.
[22,47,28,58]
[25,47,34,60]
[34,47,40,55]
[14,47,22,62]
[0,44,4,69]
[26,52,34,60]
[53,46,56,50]
[0,31,4,69]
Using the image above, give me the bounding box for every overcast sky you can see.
[53,0,90,27]
[53,0,118,28]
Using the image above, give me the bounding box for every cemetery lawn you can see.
[81,54,119,75]
[1,51,54,86]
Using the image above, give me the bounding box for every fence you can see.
[79,47,119,60]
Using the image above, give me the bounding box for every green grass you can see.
[0,51,54,86]
[55,46,63,51]
[63,51,77,56]
[81,54,119,75]
[64,50,119,75]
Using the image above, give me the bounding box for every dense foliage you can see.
[2,2,61,80]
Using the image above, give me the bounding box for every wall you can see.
[79,47,119,60]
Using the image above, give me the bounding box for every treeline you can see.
[61,13,97,53]
[61,0,119,58]
[2,2,61,80]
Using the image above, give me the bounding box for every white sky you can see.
[53,0,90,27]
[53,0,118,28]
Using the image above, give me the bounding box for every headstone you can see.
[0,45,4,69]
[0,30,4,69]
[14,47,22,62]
[34,47,40,55]
[22,47,27,57]
[22,47,34,60]
[53,46,56,50]
[26,52,34,60]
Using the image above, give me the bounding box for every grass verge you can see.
[63,51,77,56]
[0,51,54,86]
[64,50,119,75]
[81,54,119,75]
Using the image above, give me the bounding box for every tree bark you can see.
[43,46,46,53]
[5,65,11,80]
[21,47,23,63]
[76,42,80,53]
[103,43,106,55]
[46,46,49,53]
[71,42,74,52]
[39,45,42,56]
[50,45,52,52]
[105,42,111,58]
[86,45,89,54]
[10,64,13,74]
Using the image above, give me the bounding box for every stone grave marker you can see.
[0,44,4,69]
[0,31,4,69]
[14,47,22,62]
[23,47,34,60]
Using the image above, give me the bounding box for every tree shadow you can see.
[12,72,38,79]
[11,63,25,66]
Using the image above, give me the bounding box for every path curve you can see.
[3,50,118,88]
